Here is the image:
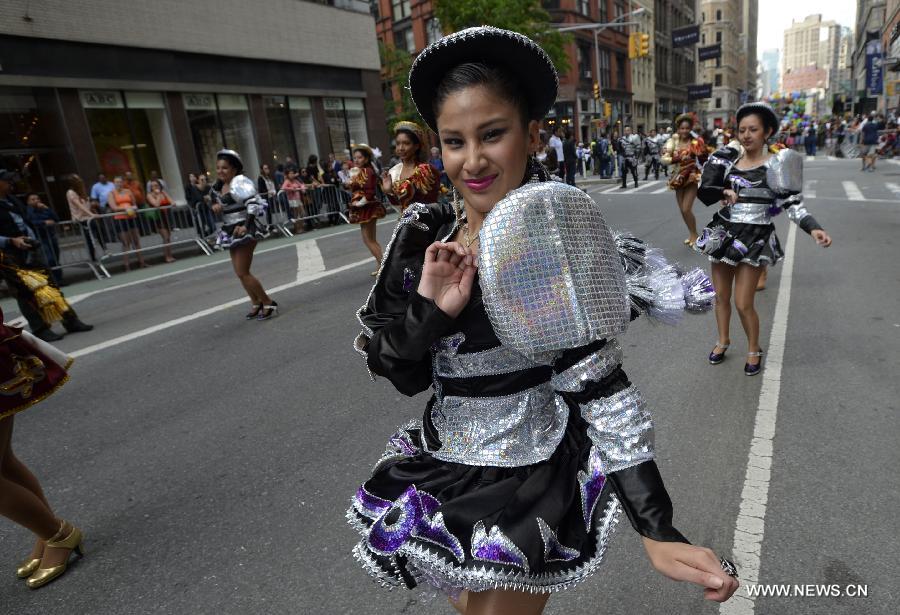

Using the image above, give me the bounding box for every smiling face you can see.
[737,113,772,154]
[352,150,370,168]
[395,131,420,163]
[437,85,539,216]
[216,158,237,183]
[676,119,692,139]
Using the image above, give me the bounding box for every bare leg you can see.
[734,263,764,364]
[465,589,550,615]
[130,229,147,267]
[756,266,768,291]
[118,231,131,271]
[360,221,383,266]
[0,416,60,540]
[450,591,468,615]
[679,183,699,243]
[231,243,272,305]
[160,226,175,262]
[711,262,735,353]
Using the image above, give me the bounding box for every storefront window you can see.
[218,94,259,178]
[289,96,319,163]
[125,92,183,202]
[184,93,259,178]
[264,96,296,165]
[0,88,55,150]
[184,93,220,176]
[344,98,369,149]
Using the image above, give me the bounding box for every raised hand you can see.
[417,241,477,319]
[642,537,740,603]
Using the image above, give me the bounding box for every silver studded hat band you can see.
[408,26,559,132]
[720,557,739,578]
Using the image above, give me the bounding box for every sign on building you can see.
[698,44,722,62]
[672,25,700,48]
[687,83,713,100]
[866,39,883,96]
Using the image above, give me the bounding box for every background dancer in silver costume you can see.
[347,27,739,615]
[697,102,832,375]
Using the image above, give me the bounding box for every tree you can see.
[433,0,571,75]
[379,42,421,129]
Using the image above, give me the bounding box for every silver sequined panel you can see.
[578,385,654,474]
[726,202,773,225]
[434,339,542,379]
[766,148,803,195]
[479,182,629,361]
[430,384,568,467]
[550,340,623,393]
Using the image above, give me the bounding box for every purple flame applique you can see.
[577,446,607,530]
[387,428,420,458]
[536,518,580,563]
[354,486,392,520]
[695,227,727,253]
[365,485,465,562]
[731,238,749,256]
[471,521,529,572]
[398,203,431,232]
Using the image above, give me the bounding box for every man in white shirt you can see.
[89,173,115,213]
[548,127,565,177]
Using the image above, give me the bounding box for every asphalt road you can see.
[0,158,897,615]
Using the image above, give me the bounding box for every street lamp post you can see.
[554,7,646,135]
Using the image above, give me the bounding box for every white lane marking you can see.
[841,181,865,201]
[827,156,838,161]
[69,256,370,358]
[620,180,661,194]
[806,155,816,161]
[886,182,900,197]
[295,239,325,281]
[886,159,900,166]
[720,224,797,615]
[651,185,670,194]
[802,180,816,198]
[64,218,396,306]
[601,184,624,194]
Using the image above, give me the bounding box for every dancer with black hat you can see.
[210,150,277,320]
[382,121,442,213]
[697,102,832,375]
[347,26,739,614]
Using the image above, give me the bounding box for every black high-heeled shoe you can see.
[245,305,262,320]
[708,342,730,365]
[257,302,278,321]
[744,350,764,376]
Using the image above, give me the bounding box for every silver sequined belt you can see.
[428,383,568,467]
[433,344,539,379]
[223,211,248,226]
[725,202,772,225]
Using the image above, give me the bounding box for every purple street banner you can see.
[687,83,713,100]
[698,44,722,61]
[673,24,700,48]
[866,39,883,96]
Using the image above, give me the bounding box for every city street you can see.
[0,157,897,615]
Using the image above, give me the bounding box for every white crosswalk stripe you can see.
[885,182,900,197]
[803,179,816,198]
[842,181,865,201]
[600,184,624,194]
[619,180,662,194]
[651,185,670,194]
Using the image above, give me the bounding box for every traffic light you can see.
[639,33,650,57]
[603,101,612,117]
[628,33,638,59]
[592,82,600,100]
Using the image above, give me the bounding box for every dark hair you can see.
[433,62,531,129]
[307,155,318,165]
[676,115,693,128]
[286,164,300,174]
[24,192,39,203]
[395,129,428,163]
[352,147,373,165]
[737,109,777,138]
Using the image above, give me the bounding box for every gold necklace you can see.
[462,222,479,248]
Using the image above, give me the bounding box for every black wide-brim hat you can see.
[409,26,559,133]
[736,102,779,133]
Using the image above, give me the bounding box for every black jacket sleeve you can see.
[697,145,741,206]
[355,202,456,396]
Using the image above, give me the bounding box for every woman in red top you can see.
[381,121,441,213]
[348,144,386,275]
[106,175,147,270]
[661,114,708,247]
[0,307,84,589]
[146,179,176,263]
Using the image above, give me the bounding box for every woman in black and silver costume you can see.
[210,149,278,320]
[696,103,832,375]
[348,27,738,614]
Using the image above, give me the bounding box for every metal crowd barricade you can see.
[94,203,213,270]
[279,184,350,227]
[36,219,110,281]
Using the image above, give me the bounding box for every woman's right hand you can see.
[212,203,223,215]
[417,241,477,319]
[380,171,393,194]
[721,189,738,206]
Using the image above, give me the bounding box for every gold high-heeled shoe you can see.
[26,522,84,589]
[16,557,41,579]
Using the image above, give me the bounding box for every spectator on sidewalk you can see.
[306,155,324,183]
[562,130,577,186]
[90,173,115,213]
[338,161,352,187]
[281,165,308,232]
[107,175,146,271]
[145,170,168,195]
[67,174,107,261]
[860,113,880,172]
[145,180,177,263]
[328,153,342,178]
[274,163,286,190]
[24,193,63,285]
[548,126,565,178]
